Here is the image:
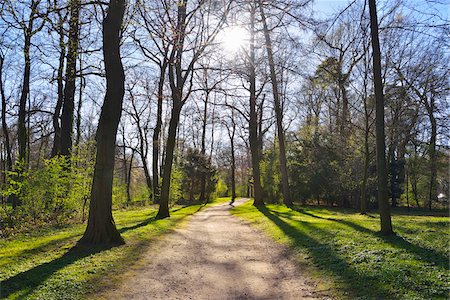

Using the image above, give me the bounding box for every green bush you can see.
[1,142,95,235]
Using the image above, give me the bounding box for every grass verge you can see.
[231,202,449,299]
[0,202,212,300]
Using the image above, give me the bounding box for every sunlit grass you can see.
[231,202,449,299]
[0,203,211,300]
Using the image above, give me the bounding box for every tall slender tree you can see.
[368,0,393,235]
[259,1,292,207]
[248,0,264,207]
[60,0,81,156]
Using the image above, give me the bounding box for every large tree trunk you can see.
[369,0,393,235]
[259,3,292,207]
[60,0,80,156]
[78,0,125,245]
[249,1,263,207]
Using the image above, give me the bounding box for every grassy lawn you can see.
[0,199,230,300]
[231,202,449,299]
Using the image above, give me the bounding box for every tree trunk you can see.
[157,103,182,219]
[60,0,80,156]
[199,86,209,203]
[230,121,236,202]
[78,0,125,245]
[0,56,12,174]
[249,1,263,207]
[152,62,167,204]
[18,32,31,165]
[51,19,66,157]
[259,2,292,207]
[369,0,393,235]
[428,115,437,210]
[126,150,135,206]
[361,128,370,213]
[75,54,83,149]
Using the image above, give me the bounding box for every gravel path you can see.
[101,199,327,300]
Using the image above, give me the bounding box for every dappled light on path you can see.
[100,199,324,299]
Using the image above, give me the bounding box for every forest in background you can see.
[0,0,448,238]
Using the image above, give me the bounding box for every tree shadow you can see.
[256,206,393,299]
[118,205,203,234]
[0,244,115,299]
[287,209,449,270]
[328,218,448,270]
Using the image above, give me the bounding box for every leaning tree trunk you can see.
[78,0,125,245]
[368,0,393,235]
[60,0,80,156]
[259,2,292,207]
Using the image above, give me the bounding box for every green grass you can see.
[0,203,210,300]
[231,202,449,299]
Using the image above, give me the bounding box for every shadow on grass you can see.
[0,232,82,268]
[256,206,393,299]
[1,204,204,299]
[118,205,203,234]
[290,209,449,271]
[0,244,114,299]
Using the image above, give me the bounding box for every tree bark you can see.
[152,62,167,204]
[427,114,437,210]
[199,85,209,203]
[51,14,66,157]
[18,31,32,165]
[369,0,393,235]
[60,0,80,156]
[126,150,135,206]
[78,0,125,245]
[259,2,292,207]
[0,56,12,174]
[248,1,263,207]
[157,103,182,219]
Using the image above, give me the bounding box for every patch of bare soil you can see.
[100,199,330,299]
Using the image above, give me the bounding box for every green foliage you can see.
[232,203,449,299]
[169,162,183,205]
[260,143,281,203]
[179,148,217,202]
[0,142,95,236]
[215,178,229,198]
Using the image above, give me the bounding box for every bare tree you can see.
[258,1,292,207]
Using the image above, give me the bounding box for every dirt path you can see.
[101,199,326,300]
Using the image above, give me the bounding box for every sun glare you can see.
[220,26,249,54]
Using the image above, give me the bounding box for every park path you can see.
[101,199,326,300]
